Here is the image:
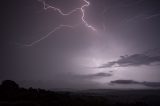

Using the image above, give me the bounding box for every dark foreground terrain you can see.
[0,80,160,106]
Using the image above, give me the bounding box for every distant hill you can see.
[0,80,160,106]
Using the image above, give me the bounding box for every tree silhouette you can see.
[1,80,19,90]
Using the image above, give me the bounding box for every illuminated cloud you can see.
[98,54,160,68]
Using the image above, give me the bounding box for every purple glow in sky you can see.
[1,0,160,89]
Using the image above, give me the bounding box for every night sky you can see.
[1,0,160,89]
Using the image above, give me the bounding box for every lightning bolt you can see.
[22,0,96,47]
[81,0,96,31]
[23,24,77,47]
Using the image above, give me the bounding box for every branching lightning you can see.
[80,0,96,31]
[23,0,96,47]
[24,24,77,47]
[41,0,96,31]
[41,0,80,15]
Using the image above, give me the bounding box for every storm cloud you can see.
[110,80,160,88]
[79,72,112,79]
[110,80,140,84]
[98,54,160,68]
[87,72,112,77]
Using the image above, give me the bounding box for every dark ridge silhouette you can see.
[1,80,19,89]
[0,80,160,106]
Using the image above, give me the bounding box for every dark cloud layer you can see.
[110,80,139,84]
[110,80,160,88]
[99,54,160,68]
[79,72,112,79]
[87,72,112,77]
